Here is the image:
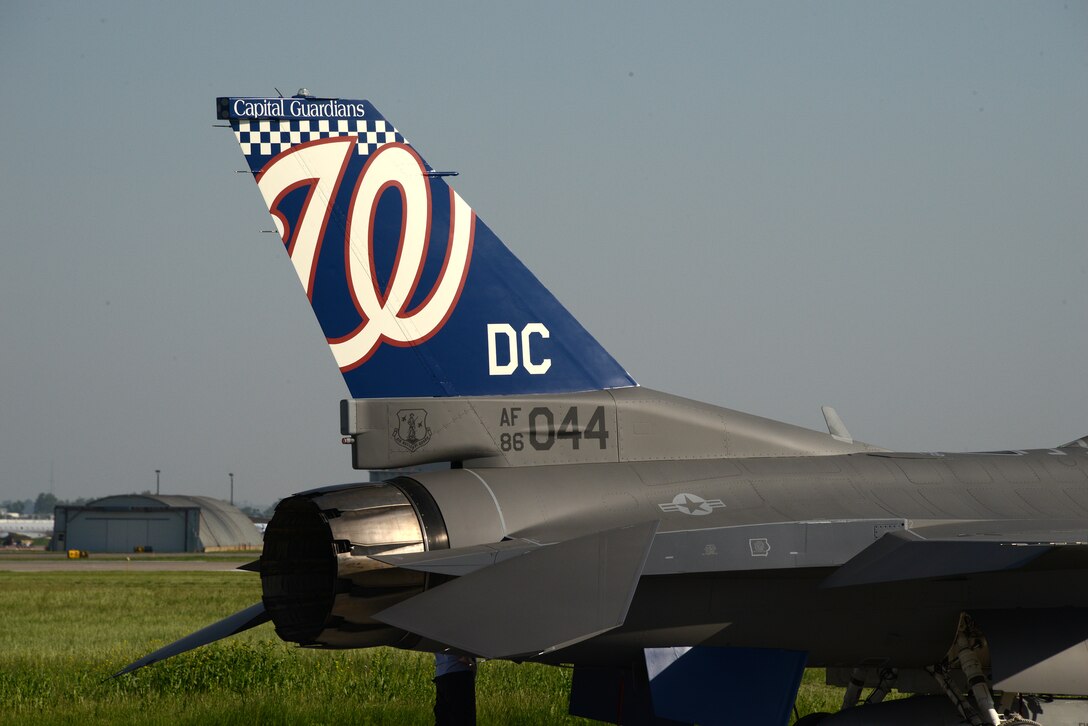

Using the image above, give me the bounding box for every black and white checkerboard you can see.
[233,118,404,158]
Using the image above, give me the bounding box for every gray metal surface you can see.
[821,529,1055,588]
[244,446,1088,690]
[973,609,1088,695]
[374,448,1088,681]
[340,387,882,470]
[643,518,907,576]
[373,538,541,576]
[260,481,434,650]
[376,519,909,578]
[1018,697,1088,726]
[372,521,659,658]
[113,603,269,677]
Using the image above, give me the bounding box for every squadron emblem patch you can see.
[392,409,432,452]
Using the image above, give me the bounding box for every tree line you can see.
[0,492,75,516]
[1,492,277,518]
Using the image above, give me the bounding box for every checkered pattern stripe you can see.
[233,119,404,157]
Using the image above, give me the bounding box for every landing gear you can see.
[812,614,1054,725]
[839,665,898,712]
[927,615,1041,726]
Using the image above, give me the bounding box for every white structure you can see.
[50,495,261,553]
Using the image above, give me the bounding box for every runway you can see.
[0,553,254,572]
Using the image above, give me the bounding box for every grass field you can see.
[0,570,844,724]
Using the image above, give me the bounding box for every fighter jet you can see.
[119,94,1088,726]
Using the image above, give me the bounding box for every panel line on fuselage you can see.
[464,467,508,537]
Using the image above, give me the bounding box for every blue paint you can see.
[219,97,636,398]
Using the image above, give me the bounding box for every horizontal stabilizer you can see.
[373,521,659,659]
[822,530,1052,588]
[113,602,269,677]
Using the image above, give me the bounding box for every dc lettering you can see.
[487,323,551,375]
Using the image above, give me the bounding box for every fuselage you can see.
[413,447,1088,666]
[261,445,1088,671]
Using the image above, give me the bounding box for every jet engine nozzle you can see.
[259,479,448,648]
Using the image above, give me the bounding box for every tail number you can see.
[497,405,609,452]
[487,323,551,376]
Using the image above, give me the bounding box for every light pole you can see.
[229,472,234,505]
[155,469,160,496]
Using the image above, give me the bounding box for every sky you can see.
[0,1,1085,508]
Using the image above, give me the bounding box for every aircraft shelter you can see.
[49,494,262,553]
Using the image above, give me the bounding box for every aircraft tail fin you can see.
[217,94,635,399]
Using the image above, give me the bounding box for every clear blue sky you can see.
[1,1,1085,507]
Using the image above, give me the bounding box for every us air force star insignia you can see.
[658,493,726,516]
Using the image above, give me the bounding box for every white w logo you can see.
[256,138,475,370]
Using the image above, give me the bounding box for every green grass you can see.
[0,572,844,724]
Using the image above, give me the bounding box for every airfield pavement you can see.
[0,560,249,572]
[0,551,253,572]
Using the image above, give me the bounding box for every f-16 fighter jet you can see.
[119,92,1088,726]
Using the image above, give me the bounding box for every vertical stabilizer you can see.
[218,95,635,399]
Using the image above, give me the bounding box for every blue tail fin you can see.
[217,95,634,399]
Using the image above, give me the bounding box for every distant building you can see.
[49,494,262,553]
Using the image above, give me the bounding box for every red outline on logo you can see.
[342,144,432,320]
[270,180,317,256]
[334,151,475,372]
[402,187,476,322]
[367,181,411,308]
[256,136,355,301]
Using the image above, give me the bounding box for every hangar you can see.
[49,494,262,553]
